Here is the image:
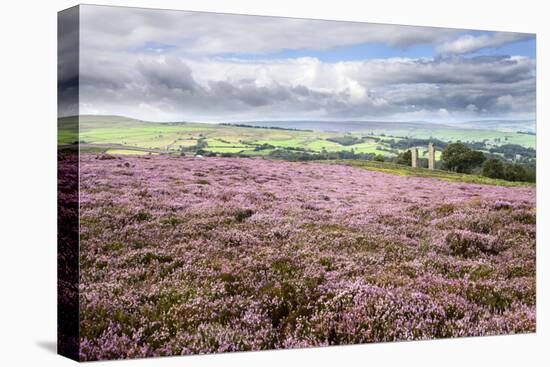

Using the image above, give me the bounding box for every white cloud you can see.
[79,50,535,122]
[436,32,532,54]
[438,108,450,117]
[466,104,478,112]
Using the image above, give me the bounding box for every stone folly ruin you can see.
[410,143,436,170]
[428,143,436,170]
[411,148,418,168]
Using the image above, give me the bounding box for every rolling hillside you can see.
[59,115,536,157]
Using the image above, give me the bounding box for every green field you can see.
[57,115,537,187]
[57,116,78,145]
[106,149,158,155]
[71,115,397,156]
[59,115,536,161]
[323,160,534,187]
[363,127,535,148]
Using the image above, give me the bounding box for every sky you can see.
[63,5,536,123]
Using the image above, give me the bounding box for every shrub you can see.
[126,252,173,266]
[469,264,494,281]
[132,211,151,222]
[395,150,412,166]
[465,284,512,314]
[159,215,184,226]
[493,200,512,210]
[504,164,528,182]
[512,209,536,224]
[96,154,116,160]
[319,256,335,271]
[271,258,297,277]
[102,242,124,252]
[434,203,455,216]
[446,230,505,257]
[234,208,254,223]
[326,135,364,146]
[481,158,505,179]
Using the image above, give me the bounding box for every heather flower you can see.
[76,155,536,360]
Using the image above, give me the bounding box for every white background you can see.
[0,0,547,365]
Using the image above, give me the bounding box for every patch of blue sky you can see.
[215,42,436,63]
[213,30,534,62]
[131,41,176,53]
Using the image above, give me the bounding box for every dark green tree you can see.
[395,150,412,166]
[504,163,528,182]
[441,142,486,173]
[481,158,505,179]
[463,150,486,170]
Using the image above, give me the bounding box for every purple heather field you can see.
[77,154,535,360]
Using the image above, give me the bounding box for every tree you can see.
[395,150,412,166]
[441,142,486,173]
[504,163,528,182]
[481,158,505,179]
[463,150,486,170]
[441,142,470,172]
[373,154,385,162]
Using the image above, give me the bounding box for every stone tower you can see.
[428,143,436,170]
[411,147,418,168]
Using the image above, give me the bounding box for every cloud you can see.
[74,5,536,122]
[137,58,198,92]
[58,6,80,117]
[436,32,533,54]
[79,50,535,122]
[79,5,458,55]
[466,104,478,112]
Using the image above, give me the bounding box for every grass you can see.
[204,147,255,153]
[62,115,536,158]
[365,127,536,149]
[204,138,246,147]
[107,149,157,155]
[58,116,79,145]
[306,139,389,155]
[239,149,274,156]
[64,115,536,191]
[321,160,534,187]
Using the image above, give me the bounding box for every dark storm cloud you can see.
[137,58,198,93]
[356,56,534,86]
[352,56,536,116]
[58,6,79,117]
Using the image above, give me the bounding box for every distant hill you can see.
[58,115,536,151]
[452,119,536,133]
[225,120,458,133]
[78,115,149,131]
[70,115,536,135]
